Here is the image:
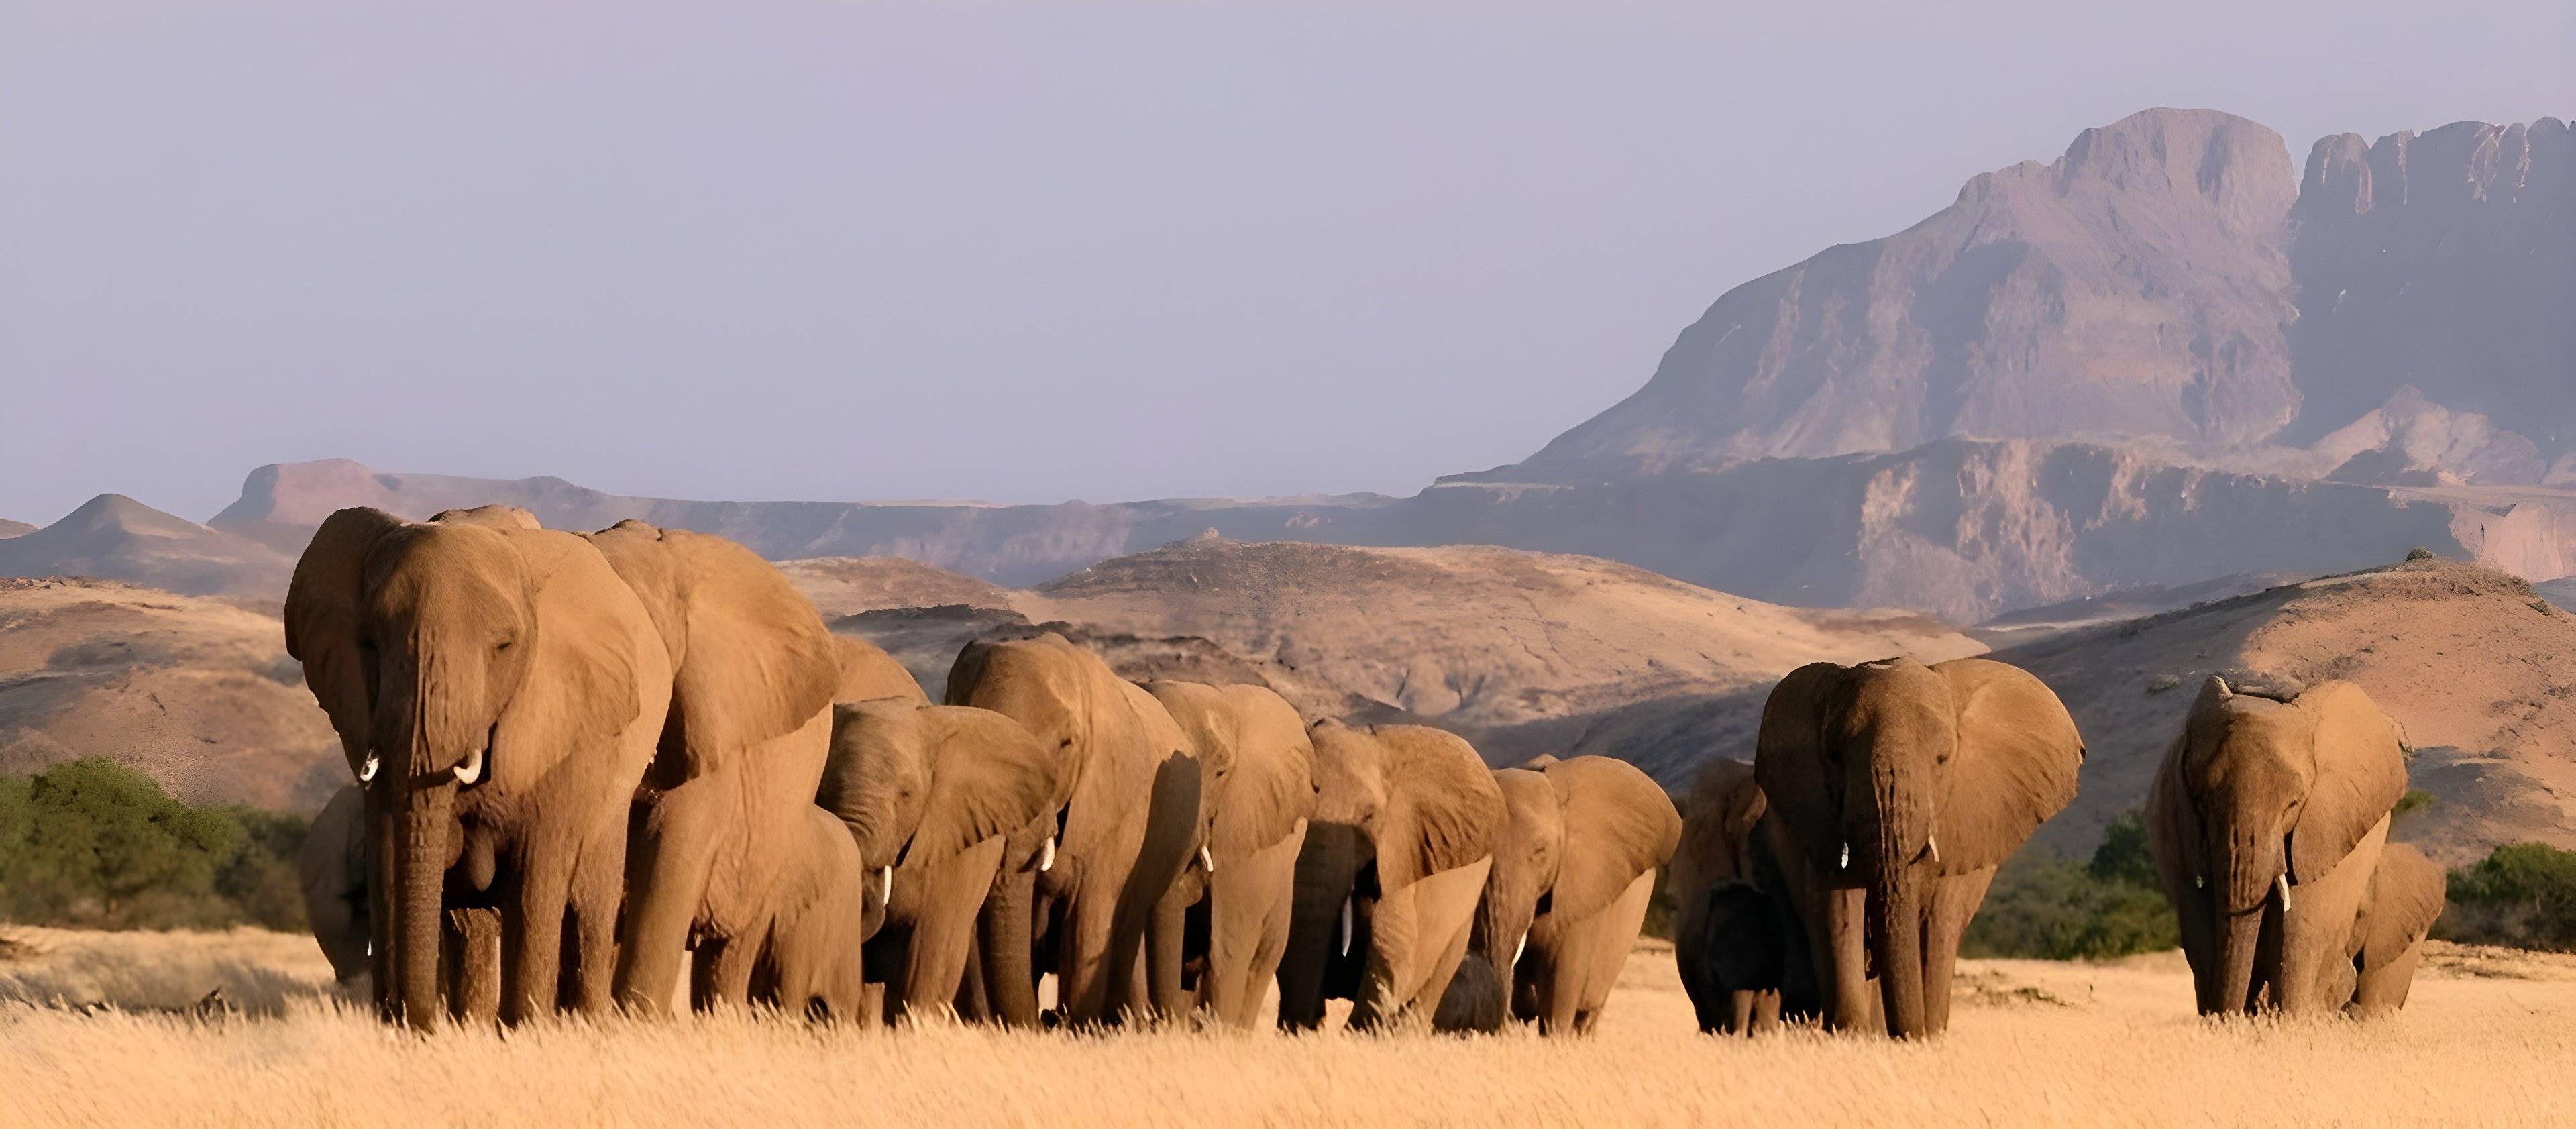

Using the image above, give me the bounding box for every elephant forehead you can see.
[2189,700,2314,783]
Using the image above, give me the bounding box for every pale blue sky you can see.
[3,1,2569,523]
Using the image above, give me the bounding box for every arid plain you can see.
[3,926,2569,1128]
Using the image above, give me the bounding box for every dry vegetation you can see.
[3,928,2569,1128]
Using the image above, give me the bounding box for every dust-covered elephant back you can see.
[830,634,928,705]
[582,520,839,775]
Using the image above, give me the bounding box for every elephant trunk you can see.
[395,774,455,1030]
[1471,887,1535,1015]
[976,867,1041,1028]
[2213,832,2279,1014]
[364,782,397,1020]
[1277,827,1356,1032]
[1863,760,1933,1039]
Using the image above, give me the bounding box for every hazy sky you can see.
[3,1,2569,523]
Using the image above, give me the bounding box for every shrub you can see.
[2406,547,2438,562]
[0,759,309,932]
[1962,809,2178,960]
[2436,843,2576,952]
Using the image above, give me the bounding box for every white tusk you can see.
[1512,933,1527,968]
[2276,873,2292,912]
[1199,845,1216,875]
[364,940,373,957]
[1338,897,1354,957]
[358,754,379,784]
[2194,874,2206,890]
[1037,835,1057,873]
[878,865,894,904]
[1839,842,1851,869]
[451,746,484,786]
[1927,836,1941,865]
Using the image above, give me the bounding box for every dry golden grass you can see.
[3,927,2571,1128]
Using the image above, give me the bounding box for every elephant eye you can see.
[493,638,514,653]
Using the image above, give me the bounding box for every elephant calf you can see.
[1667,758,1816,1034]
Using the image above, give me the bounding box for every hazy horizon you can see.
[4,1,2569,524]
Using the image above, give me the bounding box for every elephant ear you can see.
[1752,663,1851,874]
[1214,687,1318,857]
[1371,725,1505,888]
[910,706,1070,867]
[2143,726,2204,897]
[491,530,645,765]
[587,521,839,771]
[284,507,410,773]
[2361,843,2445,961]
[2288,680,2408,884]
[1540,756,1682,924]
[1930,659,2084,875]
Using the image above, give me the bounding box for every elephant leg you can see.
[953,932,989,1021]
[700,923,768,1009]
[900,841,1002,1025]
[500,849,578,1026]
[2277,832,2386,1015]
[443,906,502,1025]
[977,870,1044,1028]
[1347,887,1415,1032]
[1407,859,1489,1020]
[1721,989,1754,1035]
[1547,871,1656,1036]
[614,774,738,1015]
[1057,866,1144,1025]
[1813,883,1870,1032]
[1919,866,1995,1036]
[866,925,915,1020]
[1750,989,1782,1033]
[1208,828,1301,1029]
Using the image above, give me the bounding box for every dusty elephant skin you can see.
[1138,680,1319,1029]
[811,697,1071,1024]
[2146,676,2432,1016]
[1754,657,2084,1040]
[944,633,1203,1027]
[1464,755,1678,1036]
[1279,720,1505,1032]
[284,505,673,1029]
[578,520,842,1016]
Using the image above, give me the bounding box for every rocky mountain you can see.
[0,495,294,602]
[1995,557,2576,865]
[1501,110,2572,486]
[0,577,341,812]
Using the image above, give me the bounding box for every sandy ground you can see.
[2,927,2570,1128]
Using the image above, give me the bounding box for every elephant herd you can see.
[285,505,1679,1034]
[282,505,2445,1039]
[1668,659,2448,1038]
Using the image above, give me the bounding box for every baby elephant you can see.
[2342,843,2445,1016]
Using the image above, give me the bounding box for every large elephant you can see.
[1666,757,1816,1034]
[945,633,1203,1026]
[2348,842,2445,1016]
[580,520,843,1015]
[1278,720,1505,1032]
[2147,676,2408,1016]
[1754,657,2084,1039]
[285,506,674,1028]
[1139,680,1318,1028]
[812,698,1071,1024]
[296,785,370,986]
[1468,755,1678,1035]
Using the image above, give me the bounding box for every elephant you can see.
[1666,757,1817,1034]
[580,519,843,1016]
[1754,657,2084,1039]
[2146,676,2409,1017]
[749,805,877,1022]
[1468,755,1678,1035]
[2348,842,2445,1016]
[1277,719,1505,1033]
[296,785,369,985]
[1138,680,1319,1028]
[944,633,1203,1027]
[285,506,675,1029]
[811,697,1072,1024]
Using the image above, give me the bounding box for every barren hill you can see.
[775,556,1017,619]
[0,495,293,600]
[0,578,339,812]
[1996,557,2576,865]
[0,520,32,539]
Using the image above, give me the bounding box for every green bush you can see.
[2436,842,2576,951]
[0,758,309,931]
[1962,810,2179,960]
